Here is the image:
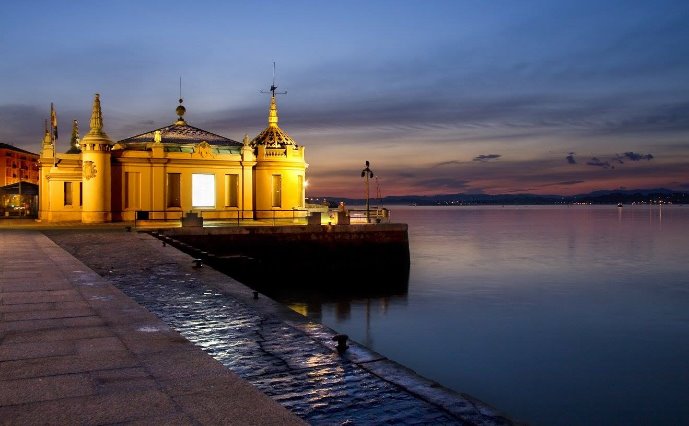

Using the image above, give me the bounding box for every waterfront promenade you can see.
[0,229,304,425]
[1,225,513,425]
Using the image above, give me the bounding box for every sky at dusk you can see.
[1,0,688,197]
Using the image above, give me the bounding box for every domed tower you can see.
[80,94,113,223]
[251,94,307,217]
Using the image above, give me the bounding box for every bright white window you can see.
[192,174,215,208]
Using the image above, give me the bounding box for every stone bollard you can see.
[332,334,349,353]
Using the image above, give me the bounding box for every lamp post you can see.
[361,160,374,223]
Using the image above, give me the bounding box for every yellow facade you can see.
[39,93,307,223]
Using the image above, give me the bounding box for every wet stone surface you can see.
[45,230,493,425]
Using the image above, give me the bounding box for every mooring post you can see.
[332,334,349,353]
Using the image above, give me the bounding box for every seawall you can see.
[157,223,411,296]
[42,227,515,424]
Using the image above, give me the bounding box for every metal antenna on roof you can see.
[260,62,287,98]
[175,76,187,124]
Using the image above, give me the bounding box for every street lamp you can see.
[361,160,374,223]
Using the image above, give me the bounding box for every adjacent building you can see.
[39,93,307,223]
[0,143,40,216]
[1,143,39,186]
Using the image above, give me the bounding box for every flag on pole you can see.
[50,103,58,141]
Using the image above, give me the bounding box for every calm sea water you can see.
[287,205,689,425]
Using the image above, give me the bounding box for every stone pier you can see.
[2,225,514,424]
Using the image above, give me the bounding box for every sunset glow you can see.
[1,1,688,197]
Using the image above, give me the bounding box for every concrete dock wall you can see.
[158,224,411,294]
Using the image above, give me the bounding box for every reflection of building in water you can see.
[287,295,398,348]
[336,301,352,321]
[39,91,307,223]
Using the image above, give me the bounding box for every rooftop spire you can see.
[268,96,278,126]
[66,119,81,153]
[88,94,105,135]
[42,119,51,145]
[174,76,187,125]
[71,120,80,145]
[251,63,296,147]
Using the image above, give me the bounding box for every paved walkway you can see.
[0,229,304,425]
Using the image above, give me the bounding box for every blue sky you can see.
[1,0,688,197]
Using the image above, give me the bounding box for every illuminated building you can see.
[1,143,39,216]
[1,143,39,186]
[39,92,307,223]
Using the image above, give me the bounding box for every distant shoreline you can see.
[309,188,688,207]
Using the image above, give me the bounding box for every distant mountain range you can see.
[310,188,689,206]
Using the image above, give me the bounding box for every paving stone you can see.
[0,391,182,425]
[1,289,82,305]
[90,367,159,394]
[173,389,304,426]
[0,351,142,380]
[74,336,129,354]
[0,340,76,362]
[0,373,96,406]
[0,316,104,333]
[1,325,114,344]
[2,306,95,321]
[0,300,90,314]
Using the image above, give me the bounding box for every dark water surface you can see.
[284,205,689,425]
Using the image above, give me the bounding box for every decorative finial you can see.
[42,119,51,145]
[154,130,162,144]
[175,99,186,125]
[89,93,104,135]
[176,98,186,118]
[268,96,278,126]
[242,133,250,146]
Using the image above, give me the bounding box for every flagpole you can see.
[51,103,57,166]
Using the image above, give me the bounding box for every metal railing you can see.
[133,207,391,228]
[134,208,311,228]
[344,208,390,224]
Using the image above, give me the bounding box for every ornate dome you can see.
[251,96,296,148]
